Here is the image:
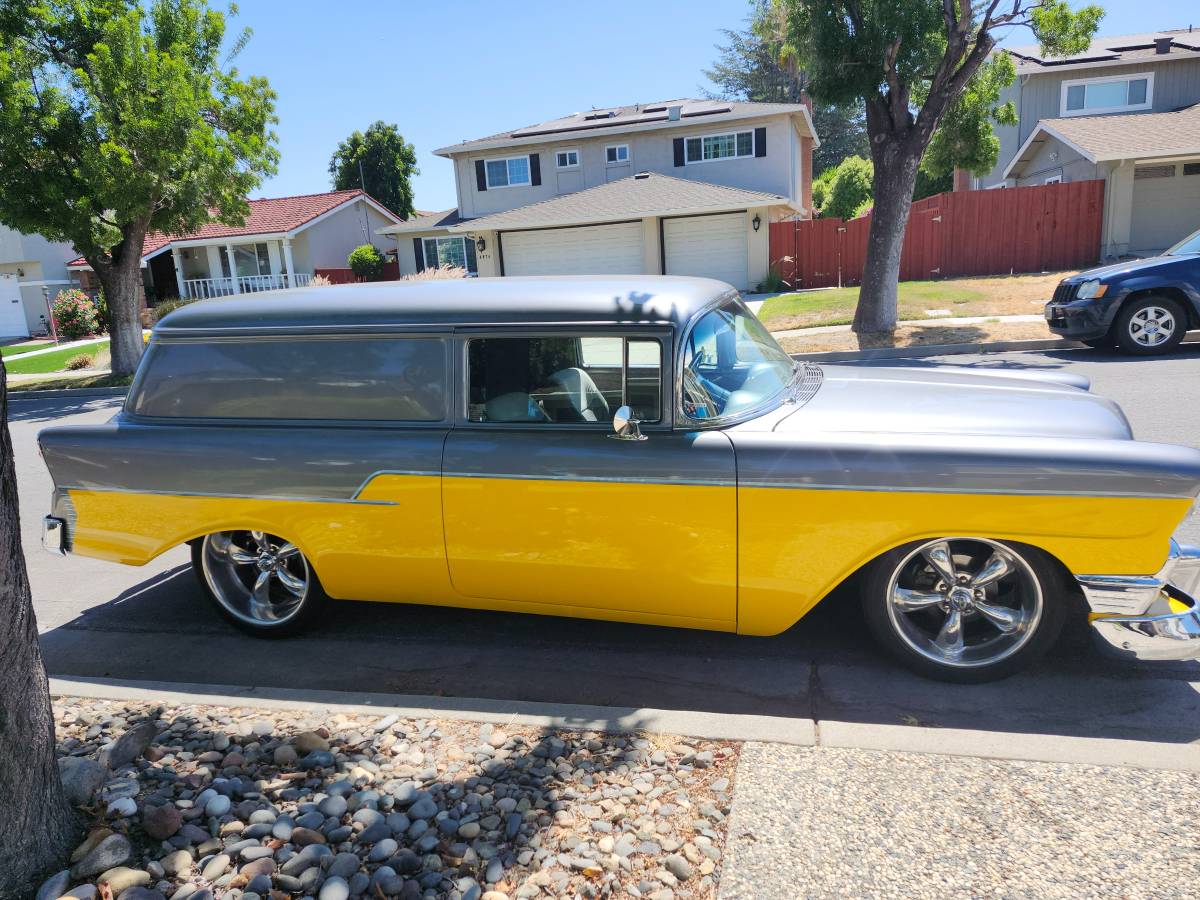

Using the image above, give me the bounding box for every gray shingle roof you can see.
[435,99,814,156]
[377,208,471,235]
[451,172,790,233]
[1006,28,1200,74]
[1008,103,1200,173]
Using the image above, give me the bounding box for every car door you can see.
[441,330,737,629]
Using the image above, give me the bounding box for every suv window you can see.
[467,336,661,425]
[130,337,447,421]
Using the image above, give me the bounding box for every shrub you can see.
[400,264,467,282]
[822,156,875,221]
[758,267,787,294]
[348,243,387,281]
[151,297,196,323]
[811,166,837,215]
[308,274,333,286]
[51,289,101,340]
[65,353,94,370]
[92,290,109,333]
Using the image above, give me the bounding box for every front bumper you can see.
[1081,541,1200,661]
[1044,298,1111,340]
[42,515,66,554]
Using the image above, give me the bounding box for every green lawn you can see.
[759,281,989,331]
[1,340,54,357]
[3,339,109,374]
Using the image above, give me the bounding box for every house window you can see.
[484,156,531,189]
[555,149,580,169]
[1061,73,1153,116]
[684,130,755,164]
[1134,164,1175,179]
[1183,162,1200,176]
[605,144,630,165]
[1044,174,1062,184]
[422,236,477,274]
[232,243,272,278]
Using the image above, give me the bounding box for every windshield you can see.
[681,299,795,421]
[1166,228,1200,256]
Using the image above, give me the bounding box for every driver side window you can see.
[467,336,661,424]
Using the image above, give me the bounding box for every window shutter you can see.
[754,127,767,158]
[413,238,425,273]
[530,153,542,186]
[475,160,487,191]
[673,138,685,167]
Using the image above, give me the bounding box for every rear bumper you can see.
[1081,541,1200,661]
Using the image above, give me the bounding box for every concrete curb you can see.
[792,338,1085,362]
[7,385,127,400]
[48,676,1200,772]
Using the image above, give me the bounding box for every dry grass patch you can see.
[778,320,1063,355]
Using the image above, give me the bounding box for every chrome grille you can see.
[1052,283,1077,304]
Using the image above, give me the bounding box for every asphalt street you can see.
[11,345,1200,747]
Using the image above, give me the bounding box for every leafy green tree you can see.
[348,243,387,281]
[776,0,1102,333]
[0,0,278,376]
[913,160,954,201]
[329,121,419,219]
[704,0,867,173]
[820,156,874,219]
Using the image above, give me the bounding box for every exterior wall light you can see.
[476,236,486,253]
[752,214,762,232]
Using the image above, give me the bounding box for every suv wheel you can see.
[1114,295,1186,355]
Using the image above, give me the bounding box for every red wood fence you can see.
[314,262,400,283]
[770,179,1105,289]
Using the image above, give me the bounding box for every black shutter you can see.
[475,160,487,191]
[673,137,685,167]
[413,238,425,272]
[530,153,541,186]
[754,127,767,158]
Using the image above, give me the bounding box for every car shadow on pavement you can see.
[5,393,124,424]
[854,340,1200,372]
[38,563,1200,747]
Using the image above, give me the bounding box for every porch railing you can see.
[182,272,313,300]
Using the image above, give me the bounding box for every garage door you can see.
[664,213,748,289]
[1130,163,1200,256]
[0,274,30,338]
[502,222,644,276]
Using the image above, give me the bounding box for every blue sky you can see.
[232,0,1186,212]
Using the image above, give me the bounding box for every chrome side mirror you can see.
[609,405,647,441]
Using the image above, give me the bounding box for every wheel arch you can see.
[1116,286,1199,330]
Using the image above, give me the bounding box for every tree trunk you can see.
[95,247,147,378]
[853,141,923,334]
[0,360,78,897]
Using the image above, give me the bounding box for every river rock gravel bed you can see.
[42,698,737,900]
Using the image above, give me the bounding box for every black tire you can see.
[1113,295,1187,356]
[1080,335,1115,349]
[192,531,327,637]
[860,537,1067,683]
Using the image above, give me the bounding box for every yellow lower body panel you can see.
[737,487,1191,636]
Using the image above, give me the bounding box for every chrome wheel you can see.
[200,531,310,626]
[885,538,1043,669]
[1128,305,1176,348]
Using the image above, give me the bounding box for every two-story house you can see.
[381,99,819,291]
[979,28,1200,259]
[0,225,77,338]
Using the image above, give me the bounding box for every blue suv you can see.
[1045,228,1200,355]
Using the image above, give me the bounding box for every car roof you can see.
[154,276,736,335]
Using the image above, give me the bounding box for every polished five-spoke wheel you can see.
[862,537,1065,682]
[194,530,325,635]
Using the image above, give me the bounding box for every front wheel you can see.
[861,537,1065,683]
[1113,295,1186,355]
[193,531,326,636]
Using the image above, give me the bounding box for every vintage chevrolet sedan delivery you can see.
[38,276,1200,681]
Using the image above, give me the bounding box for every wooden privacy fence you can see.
[770,179,1105,289]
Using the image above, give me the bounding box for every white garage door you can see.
[1130,163,1200,256]
[502,222,644,276]
[664,213,748,289]
[0,274,30,338]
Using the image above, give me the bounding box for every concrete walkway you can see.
[2,335,108,360]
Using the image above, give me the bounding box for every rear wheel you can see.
[1114,295,1186,355]
[861,537,1065,683]
[193,530,326,636]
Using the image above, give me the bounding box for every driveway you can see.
[11,345,1200,747]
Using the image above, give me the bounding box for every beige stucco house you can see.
[68,189,402,303]
[380,99,819,291]
[980,28,1200,259]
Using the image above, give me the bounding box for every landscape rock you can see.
[58,757,107,806]
[96,865,151,892]
[142,802,182,840]
[71,833,133,879]
[34,869,69,900]
[102,720,158,769]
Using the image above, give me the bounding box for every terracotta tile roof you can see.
[457,172,790,232]
[67,189,390,266]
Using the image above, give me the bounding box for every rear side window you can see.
[129,337,446,421]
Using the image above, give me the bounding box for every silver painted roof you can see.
[154,276,734,334]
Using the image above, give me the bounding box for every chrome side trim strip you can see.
[439,471,736,488]
[736,480,1186,499]
[60,486,399,507]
